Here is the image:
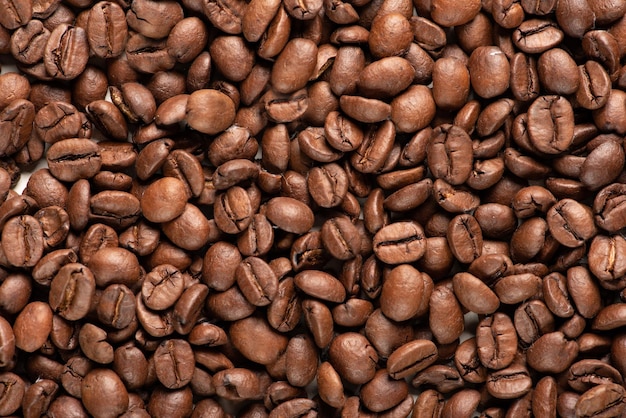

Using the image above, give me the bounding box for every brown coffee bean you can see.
[236,256,278,306]
[294,270,346,303]
[214,186,253,235]
[360,369,408,412]
[186,89,235,135]
[317,361,345,408]
[380,264,425,322]
[13,301,52,353]
[452,272,499,314]
[154,339,195,389]
[82,369,129,418]
[447,214,483,264]
[373,221,427,264]
[476,313,517,370]
[48,262,95,321]
[513,19,564,53]
[88,247,141,288]
[575,383,626,418]
[547,199,597,248]
[527,331,579,373]
[97,284,136,330]
[265,197,315,234]
[271,38,317,94]
[329,332,378,385]
[44,24,89,80]
[516,300,555,347]
[267,277,302,333]
[468,46,510,99]
[388,339,438,380]
[429,283,464,345]
[87,1,127,59]
[486,363,532,400]
[577,60,611,110]
[427,124,473,185]
[412,364,465,394]
[202,0,245,34]
[432,57,470,111]
[231,316,288,365]
[538,48,580,95]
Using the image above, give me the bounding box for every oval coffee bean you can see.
[373,221,427,264]
[387,340,438,380]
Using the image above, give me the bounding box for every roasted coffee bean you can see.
[527,95,574,154]
[162,203,211,250]
[265,197,315,234]
[0,99,35,157]
[90,190,141,229]
[412,364,465,394]
[47,138,101,182]
[476,313,518,370]
[547,199,597,248]
[447,214,483,264]
[380,264,425,322]
[388,339,438,380]
[329,332,378,385]
[154,339,194,389]
[373,221,427,264]
[214,186,253,234]
[527,331,579,373]
[295,270,346,303]
[87,1,127,59]
[13,301,52,353]
[230,316,288,365]
[236,256,278,306]
[453,272,499,315]
[429,283,464,345]
[81,369,129,418]
[44,24,89,80]
[427,124,473,185]
[575,383,626,418]
[49,262,95,321]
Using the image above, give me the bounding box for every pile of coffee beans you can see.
[2,0,626,416]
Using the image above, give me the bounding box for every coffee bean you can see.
[81,369,129,418]
[44,24,89,80]
[412,364,465,394]
[47,138,101,182]
[2,215,44,268]
[476,313,517,370]
[576,383,626,418]
[429,283,464,345]
[265,197,314,234]
[447,214,483,264]
[13,301,52,353]
[87,1,127,59]
[486,364,533,400]
[387,339,438,380]
[329,332,378,385]
[373,221,427,264]
[214,186,253,234]
[547,198,597,248]
[49,262,95,321]
[513,19,564,54]
[527,331,579,373]
[236,256,278,306]
[452,272,499,314]
[154,339,195,389]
